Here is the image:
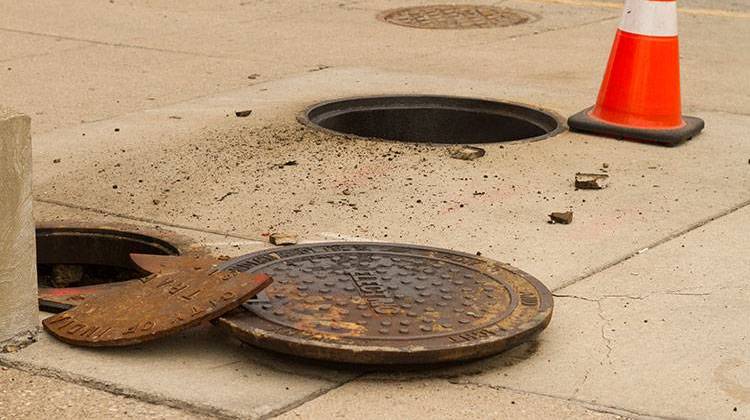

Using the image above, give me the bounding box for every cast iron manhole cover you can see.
[379,5,533,30]
[216,243,553,364]
[43,254,272,347]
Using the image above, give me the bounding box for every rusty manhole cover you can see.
[216,243,553,364]
[379,5,534,30]
[36,223,207,313]
[43,254,272,347]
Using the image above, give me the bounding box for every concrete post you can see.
[0,107,38,350]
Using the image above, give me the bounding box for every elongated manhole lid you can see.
[216,243,553,364]
[43,254,272,347]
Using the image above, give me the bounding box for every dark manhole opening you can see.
[300,96,564,144]
[36,227,179,311]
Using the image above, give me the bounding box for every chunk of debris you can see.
[51,264,84,287]
[235,110,253,117]
[548,211,573,225]
[247,73,261,80]
[272,160,298,169]
[269,233,298,246]
[52,158,61,164]
[449,146,485,161]
[575,172,609,190]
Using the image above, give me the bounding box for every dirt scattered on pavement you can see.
[548,211,573,224]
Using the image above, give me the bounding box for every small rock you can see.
[235,110,253,117]
[575,172,609,190]
[269,233,298,246]
[548,211,573,224]
[449,146,485,161]
[52,158,61,164]
[273,160,297,169]
[51,264,84,287]
[602,162,609,168]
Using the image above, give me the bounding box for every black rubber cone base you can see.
[568,107,704,147]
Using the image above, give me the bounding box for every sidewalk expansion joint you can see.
[35,198,259,243]
[446,379,675,420]
[0,27,225,59]
[553,197,750,292]
[263,373,366,420]
[0,357,240,420]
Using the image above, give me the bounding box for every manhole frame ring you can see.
[297,94,567,146]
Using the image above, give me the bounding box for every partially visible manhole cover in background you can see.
[379,5,534,30]
[36,224,203,312]
[299,95,564,144]
[216,243,553,364]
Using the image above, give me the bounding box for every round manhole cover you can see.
[299,95,564,144]
[379,5,534,30]
[216,243,553,364]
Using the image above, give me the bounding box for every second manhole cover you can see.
[379,5,534,30]
[217,243,553,364]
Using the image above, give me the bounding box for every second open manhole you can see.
[35,225,188,312]
[299,96,563,144]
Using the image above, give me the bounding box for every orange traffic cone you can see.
[568,0,704,146]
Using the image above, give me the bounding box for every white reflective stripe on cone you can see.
[619,0,678,37]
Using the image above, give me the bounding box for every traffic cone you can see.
[568,0,704,146]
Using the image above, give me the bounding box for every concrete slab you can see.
[0,366,206,419]
[30,68,750,292]
[276,378,627,419]
[443,205,750,419]
[0,321,355,419]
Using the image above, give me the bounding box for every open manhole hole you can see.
[35,225,188,312]
[300,96,564,144]
[378,5,536,30]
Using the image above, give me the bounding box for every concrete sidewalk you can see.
[0,0,748,419]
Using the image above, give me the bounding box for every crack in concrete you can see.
[596,300,614,366]
[446,379,673,419]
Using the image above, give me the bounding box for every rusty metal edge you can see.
[36,220,212,312]
[215,242,554,364]
[46,273,274,347]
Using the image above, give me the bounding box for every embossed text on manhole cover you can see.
[378,5,534,30]
[216,243,553,364]
[43,254,272,347]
